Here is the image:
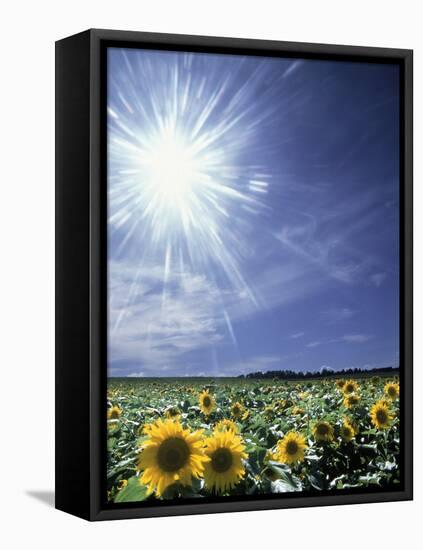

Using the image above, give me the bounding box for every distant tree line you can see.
[238,365,399,380]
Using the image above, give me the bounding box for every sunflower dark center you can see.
[286,441,299,455]
[203,396,211,408]
[211,447,233,473]
[157,437,190,472]
[345,384,354,393]
[233,406,240,415]
[376,409,388,424]
[388,387,396,396]
[317,423,329,435]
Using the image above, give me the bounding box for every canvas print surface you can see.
[106,47,400,504]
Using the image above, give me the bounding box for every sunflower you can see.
[203,430,247,494]
[298,391,309,399]
[199,390,215,416]
[214,419,239,433]
[343,380,359,395]
[384,382,400,400]
[277,399,286,410]
[117,479,128,491]
[343,394,360,409]
[165,406,181,419]
[137,418,209,497]
[370,401,392,429]
[313,420,334,442]
[107,419,121,435]
[292,406,305,416]
[264,449,277,463]
[107,405,122,419]
[336,379,346,389]
[264,405,274,418]
[340,419,356,442]
[231,401,244,419]
[275,432,307,465]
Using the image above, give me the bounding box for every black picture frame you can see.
[55,28,413,521]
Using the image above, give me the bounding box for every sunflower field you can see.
[106,376,400,503]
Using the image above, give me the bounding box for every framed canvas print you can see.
[55,29,413,521]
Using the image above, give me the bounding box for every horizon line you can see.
[108,365,399,379]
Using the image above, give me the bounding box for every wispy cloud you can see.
[275,216,365,285]
[109,261,225,374]
[274,184,393,288]
[289,331,305,339]
[305,333,373,349]
[370,272,387,287]
[342,334,373,343]
[306,341,321,348]
[108,256,324,376]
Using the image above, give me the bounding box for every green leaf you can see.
[270,478,300,493]
[308,471,326,490]
[267,461,302,491]
[114,476,148,503]
[358,473,381,486]
[357,443,378,455]
[107,437,117,451]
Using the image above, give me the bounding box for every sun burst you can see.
[107,49,273,312]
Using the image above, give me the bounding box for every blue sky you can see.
[107,48,399,377]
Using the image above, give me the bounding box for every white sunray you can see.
[107,49,280,343]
